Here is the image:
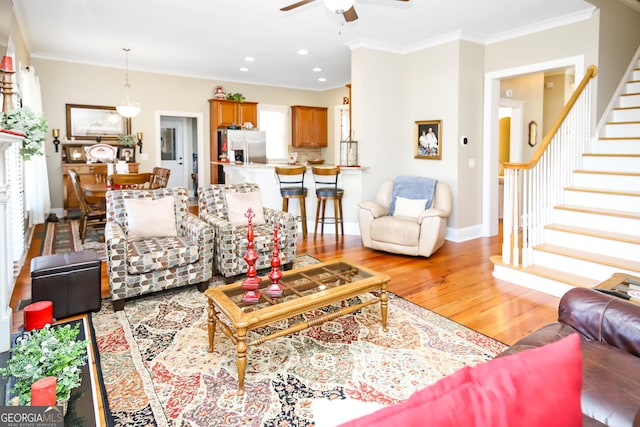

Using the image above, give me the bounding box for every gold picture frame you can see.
[66,104,131,141]
[65,145,86,163]
[415,120,442,160]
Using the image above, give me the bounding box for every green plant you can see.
[117,134,136,146]
[226,92,245,102]
[0,107,48,161]
[0,323,88,406]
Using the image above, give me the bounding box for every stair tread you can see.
[565,186,640,197]
[556,204,640,220]
[535,244,640,272]
[599,136,640,140]
[546,223,640,243]
[490,255,600,288]
[574,169,640,177]
[583,153,640,157]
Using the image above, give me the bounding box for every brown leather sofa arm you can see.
[559,287,640,358]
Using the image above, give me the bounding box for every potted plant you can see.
[0,107,48,160]
[0,323,88,407]
[117,134,135,147]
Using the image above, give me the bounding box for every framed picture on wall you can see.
[66,104,131,141]
[415,120,442,160]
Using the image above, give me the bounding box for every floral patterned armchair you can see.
[198,183,298,282]
[105,187,214,311]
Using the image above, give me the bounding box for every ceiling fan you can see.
[281,0,409,23]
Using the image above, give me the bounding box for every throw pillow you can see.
[225,191,267,227]
[338,333,583,427]
[393,196,429,218]
[124,196,178,240]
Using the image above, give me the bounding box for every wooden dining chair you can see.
[68,169,107,243]
[111,173,153,189]
[150,167,171,188]
[93,164,108,184]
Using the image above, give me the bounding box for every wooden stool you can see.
[312,166,344,240]
[275,165,308,239]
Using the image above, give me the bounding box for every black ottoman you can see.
[30,250,101,319]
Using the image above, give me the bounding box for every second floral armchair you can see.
[198,183,299,282]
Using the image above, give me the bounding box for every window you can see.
[258,105,287,160]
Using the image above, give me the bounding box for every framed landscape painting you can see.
[66,104,131,141]
[415,120,442,160]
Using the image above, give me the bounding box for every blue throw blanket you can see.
[389,176,437,215]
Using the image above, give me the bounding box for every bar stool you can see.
[312,166,344,239]
[275,165,308,239]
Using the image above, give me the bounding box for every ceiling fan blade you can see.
[280,0,316,11]
[343,6,358,22]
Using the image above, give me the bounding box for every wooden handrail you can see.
[504,65,598,170]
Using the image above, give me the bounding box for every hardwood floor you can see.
[10,223,560,346]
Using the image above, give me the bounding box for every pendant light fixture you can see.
[115,48,140,118]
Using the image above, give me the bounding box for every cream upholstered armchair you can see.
[198,183,298,282]
[358,177,452,257]
[105,187,214,311]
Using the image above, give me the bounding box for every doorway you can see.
[482,56,584,237]
[155,112,205,198]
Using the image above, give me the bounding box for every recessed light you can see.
[313,67,322,72]
[244,56,255,62]
[298,49,308,55]
[318,77,327,82]
[240,67,249,72]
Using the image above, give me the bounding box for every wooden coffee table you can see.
[205,259,391,394]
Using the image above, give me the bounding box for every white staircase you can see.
[493,58,640,296]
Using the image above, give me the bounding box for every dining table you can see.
[82,182,109,205]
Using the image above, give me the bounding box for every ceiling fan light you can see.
[323,0,355,13]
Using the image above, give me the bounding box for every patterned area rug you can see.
[41,219,105,259]
[91,257,507,426]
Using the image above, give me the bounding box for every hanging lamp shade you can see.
[323,0,355,13]
[115,48,140,118]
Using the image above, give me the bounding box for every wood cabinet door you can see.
[215,101,239,127]
[292,106,316,147]
[238,102,258,128]
[314,107,328,147]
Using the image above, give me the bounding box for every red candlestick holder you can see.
[241,207,261,304]
[266,223,283,298]
[23,301,53,331]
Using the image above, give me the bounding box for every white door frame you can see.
[482,55,584,237]
[154,111,205,192]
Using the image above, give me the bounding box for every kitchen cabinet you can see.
[291,105,328,148]
[62,162,138,217]
[208,99,258,183]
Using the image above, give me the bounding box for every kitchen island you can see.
[211,161,367,235]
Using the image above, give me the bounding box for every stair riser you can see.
[582,155,640,171]
[627,81,640,93]
[610,108,640,122]
[573,172,640,191]
[543,229,639,260]
[619,94,640,108]
[600,122,640,137]
[632,69,640,81]
[564,191,640,211]
[533,250,639,280]
[596,139,640,154]
[553,209,640,235]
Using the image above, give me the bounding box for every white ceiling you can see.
[12,0,596,91]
